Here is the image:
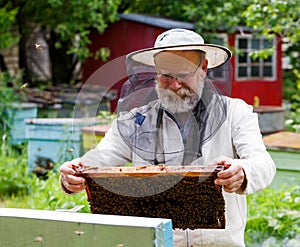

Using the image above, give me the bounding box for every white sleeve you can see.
[80,118,132,167]
[230,99,276,194]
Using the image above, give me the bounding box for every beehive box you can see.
[76,165,226,230]
[7,102,38,145]
[263,131,300,189]
[81,124,111,151]
[0,208,173,247]
[25,118,98,171]
[253,106,285,135]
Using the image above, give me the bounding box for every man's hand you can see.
[214,160,247,193]
[59,159,86,193]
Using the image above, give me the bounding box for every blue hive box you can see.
[8,102,38,145]
[0,208,173,247]
[25,118,98,171]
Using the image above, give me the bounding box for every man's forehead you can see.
[154,50,200,69]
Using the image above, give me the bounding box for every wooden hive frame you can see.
[75,165,226,230]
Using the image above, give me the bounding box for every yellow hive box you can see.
[81,124,111,151]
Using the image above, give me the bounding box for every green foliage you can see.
[244,0,300,45]
[122,0,248,37]
[181,0,248,35]
[0,139,90,212]
[0,72,22,106]
[3,170,90,213]
[5,0,121,62]
[1,0,122,85]
[97,110,117,124]
[16,170,90,212]
[0,72,27,137]
[245,186,300,246]
[0,142,30,197]
[285,93,300,132]
[0,3,19,49]
[242,0,300,132]
[282,42,300,132]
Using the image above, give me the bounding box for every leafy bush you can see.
[283,42,300,133]
[0,71,27,138]
[285,93,300,132]
[3,170,90,213]
[245,186,300,246]
[0,139,90,212]
[0,140,30,197]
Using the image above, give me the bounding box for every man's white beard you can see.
[155,71,205,114]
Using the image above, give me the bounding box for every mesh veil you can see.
[116,52,233,166]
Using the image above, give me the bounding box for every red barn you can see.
[83,14,283,115]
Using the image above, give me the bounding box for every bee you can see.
[19,83,28,90]
[75,230,84,236]
[136,166,147,171]
[159,164,167,171]
[34,43,43,50]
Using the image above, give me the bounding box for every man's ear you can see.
[202,59,208,72]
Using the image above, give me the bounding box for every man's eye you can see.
[177,73,189,79]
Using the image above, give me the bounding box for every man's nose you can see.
[168,77,182,91]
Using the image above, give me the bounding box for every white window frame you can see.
[208,33,228,80]
[212,33,228,47]
[235,34,276,81]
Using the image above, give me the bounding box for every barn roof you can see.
[119,13,194,30]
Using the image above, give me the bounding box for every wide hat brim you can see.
[127,44,232,69]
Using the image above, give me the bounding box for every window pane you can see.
[263,55,272,63]
[263,39,273,48]
[251,66,259,77]
[263,66,272,77]
[238,52,248,63]
[250,55,259,63]
[251,39,260,49]
[238,38,247,49]
[238,66,247,77]
[213,37,225,46]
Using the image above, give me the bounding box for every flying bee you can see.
[20,83,28,90]
[34,43,43,50]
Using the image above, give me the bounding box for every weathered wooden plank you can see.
[263,131,300,152]
[0,208,173,247]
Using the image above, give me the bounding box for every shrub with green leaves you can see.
[245,186,300,246]
[285,93,300,132]
[0,139,89,212]
[2,170,90,213]
[16,170,90,212]
[0,71,27,138]
[0,141,30,197]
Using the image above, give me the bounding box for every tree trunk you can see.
[0,53,8,73]
[17,9,32,84]
[47,30,77,86]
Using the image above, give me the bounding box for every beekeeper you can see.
[59,28,276,247]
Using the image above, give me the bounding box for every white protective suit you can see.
[81,96,276,247]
